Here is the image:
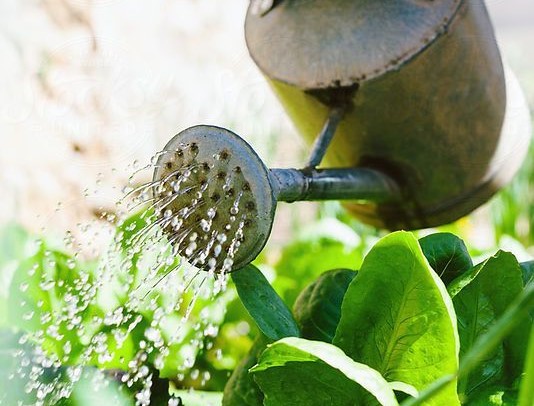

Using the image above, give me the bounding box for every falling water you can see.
[6,141,253,405]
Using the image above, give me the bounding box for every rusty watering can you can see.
[153,0,532,271]
[245,0,532,229]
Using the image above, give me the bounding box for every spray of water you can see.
[6,142,250,405]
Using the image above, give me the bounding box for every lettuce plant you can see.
[229,232,533,406]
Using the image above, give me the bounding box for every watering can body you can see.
[245,0,531,229]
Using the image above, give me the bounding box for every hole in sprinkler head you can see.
[150,125,277,274]
[219,149,230,160]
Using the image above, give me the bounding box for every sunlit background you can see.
[0,0,532,251]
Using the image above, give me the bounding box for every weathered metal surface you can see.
[154,125,277,271]
[246,0,532,229]
[246,0,463,89]
[270,167,400,203]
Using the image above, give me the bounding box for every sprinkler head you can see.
[153,125,276,273]
[153,125,400,273]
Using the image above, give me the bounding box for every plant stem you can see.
[518,326,534,406]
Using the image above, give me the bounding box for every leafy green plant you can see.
[229,231,533,405]
[0,215,235,405]
[1,217,532,405]
[491,139,534,248]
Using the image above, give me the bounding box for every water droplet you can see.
[22,311,34,320]
[40,280,55,291]
[222,258,234,271]
[171,217,183,230]
[185,242,197,257]
[208,258,217,269]
[200,219,210,233]
[204,324,218,337]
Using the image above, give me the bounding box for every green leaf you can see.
[232,265,300,341]
[333,231,460,406]
[0,223,31,266]
[274,219,364,306]
[453,284,504,394]
[465,386,518,405]
[170,390,223,406]
[0,223,32,326]
[419,233,472,285]
[293,269,356,342]
[7,246,92,363]
[389,381,419,399]
[0,330,33,405]
[451,251,528,391]
[519,326,534,406]
[0,329,133,406]
[68,369,133,406]
[251,337,399,406]
[222,337,268,406]
[402,282,534,406]
[520,261,533,285]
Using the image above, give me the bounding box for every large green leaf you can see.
[449,251,528,394]
[333,231,460,406]
[293,269,357,342]
[419,233,472,284]
[251,337,399,406]
[222,336,268,406]
[232,265,300,341]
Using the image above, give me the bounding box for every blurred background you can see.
[0,0,532,252]
[0,1,532,404]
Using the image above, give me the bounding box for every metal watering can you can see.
[153,0,531,271]
[245,0,532,230]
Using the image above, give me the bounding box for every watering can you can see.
[244,0,532,230]
[153,0,531,271]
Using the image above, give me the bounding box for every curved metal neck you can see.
[269,167,400,203]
